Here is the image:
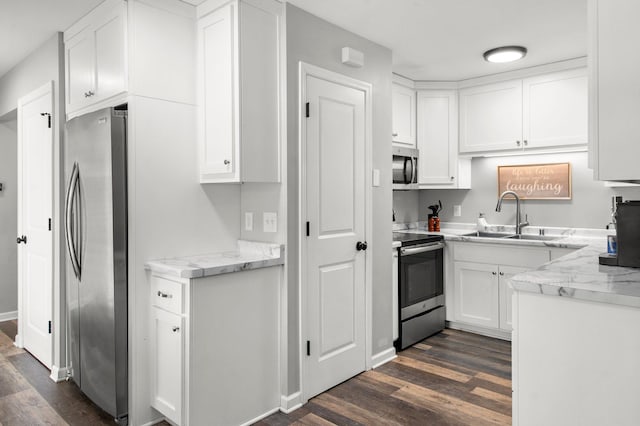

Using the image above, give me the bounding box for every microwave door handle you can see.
[400,242,444,255]
[403,157,410,184]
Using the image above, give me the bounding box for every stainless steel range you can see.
[393,232,445,350]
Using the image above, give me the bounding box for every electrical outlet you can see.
[453,205,462,217]
[263,212,277,233]
[245,212,253,231]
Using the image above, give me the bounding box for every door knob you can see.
[356,241,368,251]
[16,235,27,244]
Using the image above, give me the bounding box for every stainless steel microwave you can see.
[392,146,419,190]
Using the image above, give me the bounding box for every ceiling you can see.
[287,0,587,81]
[0,0,586,82]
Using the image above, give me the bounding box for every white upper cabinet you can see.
[64,0,127,118]
[589,0,640,180]
[459,68,587,155]
[392,83,416,147]
[459,79,523,153]
[197,0,282,183]
[416,90,470,188]
[523,68,588,149]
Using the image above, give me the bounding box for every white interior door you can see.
[17,82,54,368]
[304,70,367,399]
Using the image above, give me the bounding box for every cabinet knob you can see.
[84,90,95,98]
[492,271,497,275]
[392,132,398,137]
[450,176,455,180]
[172,326,180,332]
[157,291,173,299]
[499,272,504,276]
[523,140,528,146]
[223,159,230,165]
[516,140,521,146]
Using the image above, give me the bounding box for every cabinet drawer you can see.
[453,242,550,268]
[151,276,184,315]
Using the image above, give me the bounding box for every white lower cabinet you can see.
[448,242,567,338]
[150,267,281,426]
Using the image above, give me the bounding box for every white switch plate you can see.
[245,212,253,231]
[263,212,277,233]
[372,169,380,187]
[453,205,462,217]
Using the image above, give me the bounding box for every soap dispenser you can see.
[477,213,488,231]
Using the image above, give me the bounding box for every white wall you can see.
[0,120,18,316]
[417,152,640,228]
[286,4,393,395]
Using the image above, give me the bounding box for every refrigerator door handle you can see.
[65,162,81,280]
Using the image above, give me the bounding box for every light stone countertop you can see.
[394,221,640,309]
[145,240,285,279]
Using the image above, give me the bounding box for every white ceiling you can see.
[0,0,587,82]
[287,0,587,81]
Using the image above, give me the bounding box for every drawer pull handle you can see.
[157,291,173,299]
[172,326,180,332]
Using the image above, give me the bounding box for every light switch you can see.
[245,212,253,231]
[263,212,277,233]
[372,169,380,187]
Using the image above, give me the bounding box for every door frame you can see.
[298,62,373,403]
[16,81,54,367]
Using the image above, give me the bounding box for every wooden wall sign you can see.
[497,163,572,200]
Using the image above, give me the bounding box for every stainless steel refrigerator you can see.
[64,106,128,424]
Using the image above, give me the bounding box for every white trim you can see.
[391,73,415,89]
[446,322,512,341]
[239,407,280,426]
[280,392,302,414]
[371,347,397,369]
[414,81,458,90]
[298,62,374,402]
[49,365,70,382]
[0,311,18,321]
[139,418,168,426]
[14,334,23,348]
[65,92,128,121]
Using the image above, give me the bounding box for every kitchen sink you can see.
[462,231,561,241]
[505,234,560,241]
[462,231,514,238]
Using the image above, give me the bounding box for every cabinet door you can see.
[392,84,416,147]
[498,265,528,332]
[417,91,457,185]
[459,80,523,153]
[590,0,640,180]
[93,3,127,102]
[151,308,183,425]
[198,4,239,182]
[453,261,499,328]
[523,69,587,149]
[65,28,95,112]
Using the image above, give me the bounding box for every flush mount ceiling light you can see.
[483,46,527,63]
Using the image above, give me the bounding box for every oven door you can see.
[399,242,444,320]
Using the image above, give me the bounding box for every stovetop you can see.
[392,232,443,247]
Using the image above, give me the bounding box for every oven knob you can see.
[356,241,368,251]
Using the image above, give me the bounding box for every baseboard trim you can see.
[0,310,18,322]
[446,321,512,341]
[371,347,397,369]
[14,333,23,348]
[280,392,303,414]
[240,407,280,426]
[49,366,70,383]
[140,417,168,426]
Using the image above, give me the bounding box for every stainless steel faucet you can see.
[496,190,529,235]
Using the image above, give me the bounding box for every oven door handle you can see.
[400,242,444,255]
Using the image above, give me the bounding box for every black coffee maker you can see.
[615,201,640,267]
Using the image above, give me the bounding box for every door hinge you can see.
[48,218,52,231]
[306,221,310,237]
[305,102,310,118]
[306,340,310,356]
[48,321,52,334]
[40,112,51,128]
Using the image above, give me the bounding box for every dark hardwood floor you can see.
[0,320,511,425]
[256,329,512,426]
